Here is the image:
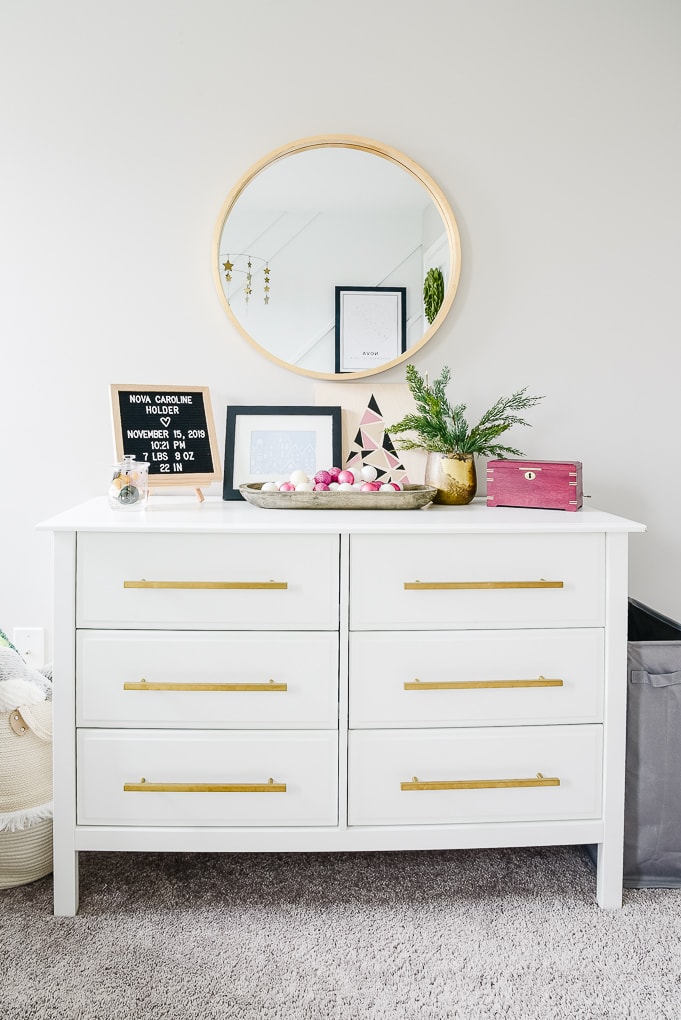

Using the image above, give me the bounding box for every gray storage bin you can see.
[623,598,681,887]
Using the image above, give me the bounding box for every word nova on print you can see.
[344,393,412,487]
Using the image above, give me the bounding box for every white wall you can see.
[2,0,680,655]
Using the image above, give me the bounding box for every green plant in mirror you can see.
[389,364,544,458]
[423,267,445,324]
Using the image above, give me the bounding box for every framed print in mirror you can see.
[223,405,342,500]
[335,287,407,374]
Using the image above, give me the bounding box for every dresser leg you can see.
[53,848,79,916]
[594,841,624,909]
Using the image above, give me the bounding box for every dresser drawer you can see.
[349,629,604,727]
[350,533,604,629]
[76,532,339,629]
[77,630,339,728]
[348,725,602,826]
[77,730,338,826]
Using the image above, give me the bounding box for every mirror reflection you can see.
[213,137,461,380]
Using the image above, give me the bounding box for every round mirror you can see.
[213,135,461,381]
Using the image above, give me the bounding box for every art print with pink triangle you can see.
[314,383,427,487]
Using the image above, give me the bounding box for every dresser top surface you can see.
[38,496,646,536]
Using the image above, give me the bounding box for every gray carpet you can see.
[1,846,680,1019]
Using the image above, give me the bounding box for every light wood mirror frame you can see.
[212,134,462,381]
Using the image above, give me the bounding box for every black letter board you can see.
[110,384,221,488]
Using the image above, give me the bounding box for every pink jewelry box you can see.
[486,459,583,512]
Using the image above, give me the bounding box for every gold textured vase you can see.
[424,451,477,505]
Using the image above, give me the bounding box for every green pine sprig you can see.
[388,364,544,458]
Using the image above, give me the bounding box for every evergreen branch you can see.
[388,365,544,458]
[479,443,527,459]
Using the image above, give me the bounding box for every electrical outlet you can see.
[12,627,45,668]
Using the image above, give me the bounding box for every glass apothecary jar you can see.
[109,455,150,511]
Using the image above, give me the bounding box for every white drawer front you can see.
[76,532,339,629]
[348,725,602,825]
[349,629,604,727]
[77,630,339,728]
[77,730,338,826]
[350,533,604,629]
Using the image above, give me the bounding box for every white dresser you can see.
[40,497,644,915]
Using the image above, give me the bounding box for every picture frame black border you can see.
[334,286,407,374]
[223,404,342,500]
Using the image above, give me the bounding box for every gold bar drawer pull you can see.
[124,777,286,793]
[404,676,563,691]
[401,773,560,791]
[123,679,288,692]
[123,580,288,590]
[404,580,563,590]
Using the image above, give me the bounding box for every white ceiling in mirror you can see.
[235,148,431,210]
[212,135,461,381]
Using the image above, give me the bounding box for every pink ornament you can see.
[314,470,332,485]
[337,469,354,485]
[360,481,381,492]
[278,482,295,491]
[313,482,330,491]
[328,466,341,480]
[390,481,403,491]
